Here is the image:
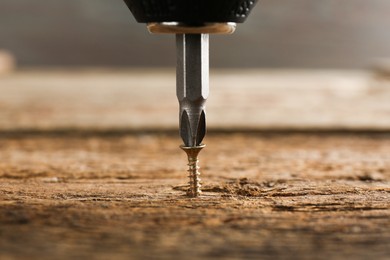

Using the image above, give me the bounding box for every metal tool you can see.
[176,33,208,197]
[123,0,258,197]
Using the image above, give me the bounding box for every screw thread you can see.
[180,144,205,198]
[187,156,201,197]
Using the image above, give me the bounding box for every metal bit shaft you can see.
[177,34,209,147]
[176,34,209,197]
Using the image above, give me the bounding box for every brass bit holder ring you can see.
[147,22,236,34]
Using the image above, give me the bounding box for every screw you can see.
[180,144,205,197]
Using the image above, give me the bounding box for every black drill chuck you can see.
[123,0,258,24]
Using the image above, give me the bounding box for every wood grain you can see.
[0,70,389,259]
[0,133,389,259]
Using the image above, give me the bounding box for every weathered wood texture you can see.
[0,133,389,259]
[0,70,389,259]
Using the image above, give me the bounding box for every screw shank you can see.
[176,34,209,147]
[181,145,205,197]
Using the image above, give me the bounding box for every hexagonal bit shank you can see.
[176,34,209,147]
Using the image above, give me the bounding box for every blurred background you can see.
[1,0,390,68]
[0,0,389,131]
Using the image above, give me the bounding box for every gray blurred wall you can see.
[0,0,389,68]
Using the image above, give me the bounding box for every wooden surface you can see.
[0,133,389,259]
[0,70,389,259]
[0,69,389,131]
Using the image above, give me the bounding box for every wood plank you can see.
[0,69,389,131]
[0,133,389,259]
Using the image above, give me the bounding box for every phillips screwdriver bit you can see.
[122,0,258,197]
[176,34,208,149]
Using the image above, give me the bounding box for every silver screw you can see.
[180,144,205,197]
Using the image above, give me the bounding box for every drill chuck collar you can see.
[123,0,258,24]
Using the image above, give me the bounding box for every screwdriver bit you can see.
[123,0,258,197]
[176,34,208,148]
